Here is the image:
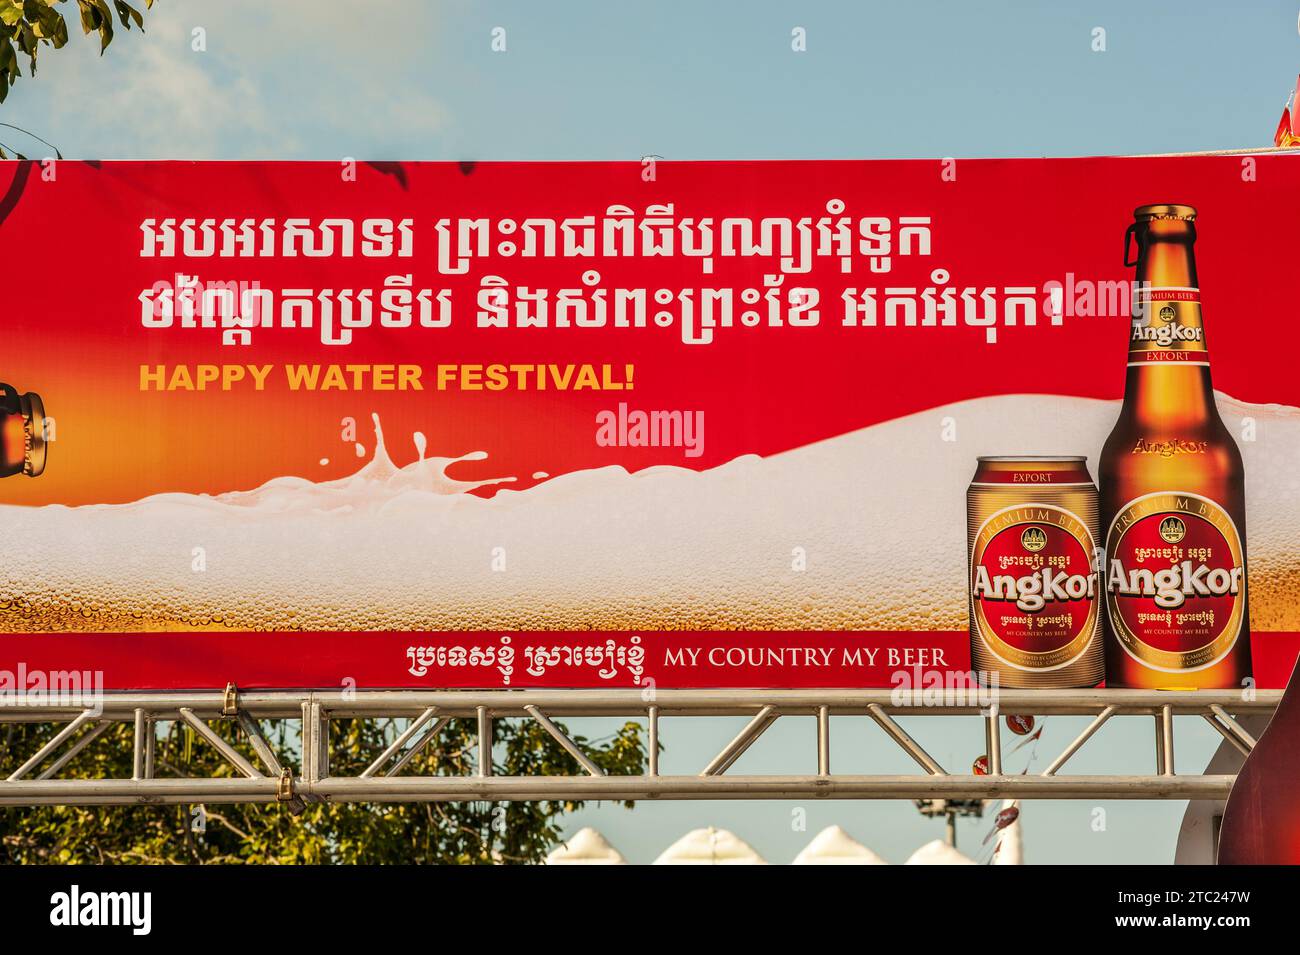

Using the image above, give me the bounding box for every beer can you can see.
[967,456,1103,688]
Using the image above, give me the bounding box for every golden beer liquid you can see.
[1099,206,1252,689]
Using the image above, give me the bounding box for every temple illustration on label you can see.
[1105,491,1246,673]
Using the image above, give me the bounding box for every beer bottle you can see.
[0,382,46,478]
[1099,205,1250,689]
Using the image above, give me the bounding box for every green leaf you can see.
[113,1,142,31]
[91,0,114,52]
[30,4,68,47]
[0,0,152,104]
[76,0,98,35]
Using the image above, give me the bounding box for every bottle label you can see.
[971,469,1093,485]
[970,504,1099,671]
[1129,286,1208,366]
[1105,492,1246,672]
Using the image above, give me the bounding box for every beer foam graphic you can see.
[1,394,1297,633]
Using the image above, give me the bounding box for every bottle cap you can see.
[1133,204,1197,221]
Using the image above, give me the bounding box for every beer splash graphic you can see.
[209,413,517,513]
[0,393,1297,635]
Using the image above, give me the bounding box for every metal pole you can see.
[1154,715,1166,776]
[524,705,605,777]
[647,705,659,777]
[36,722,112,781]
[1201,713,1252,757]
[299,700,316,786]
[315,702,330,779]
[866,704,946,775]
[1042,705,1117,777]
[361,706,438,778]
[238,712,287,777]
[143,717,155,780]
[132,709,147,781]
[299,772,1238,802]
[476,706,492,778]
[0,772,1242,806]
[385,717,451,776]
[1160,704,1175,776]
[817,706,830,777]
[7,711,96,781]
[178,709,262,779]
[701,706,778,777]
[984,703,1002,777]
[0,687,1281,721]
[1208,704,1258,750]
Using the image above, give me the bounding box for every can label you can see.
[1105,491,1246,672]
[1129,286,1208,365]
[970,504,1099,671]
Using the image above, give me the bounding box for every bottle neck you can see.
[1124,219,1215,426]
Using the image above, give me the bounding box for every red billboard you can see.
[0,157,1296,689]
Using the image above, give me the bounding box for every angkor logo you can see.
[1020,526,1048,552]
[1159,305,1176,323]
[1159,516,1187,543]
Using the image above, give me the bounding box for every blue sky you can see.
[3,1,1297,161]
[4,0,1296,863]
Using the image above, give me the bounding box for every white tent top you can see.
[549,821,1018,864]
[905,838,977,865]
[793,825,888,865]
[546,827,627,865]
[653,827,767,865]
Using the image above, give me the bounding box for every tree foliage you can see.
[0,0,154,106]
[0,715,648,864]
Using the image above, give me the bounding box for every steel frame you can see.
[0,688,1276,806]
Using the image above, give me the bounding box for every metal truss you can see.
[0,687,1276,807]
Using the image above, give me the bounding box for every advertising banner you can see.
[0,157,1296,689]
